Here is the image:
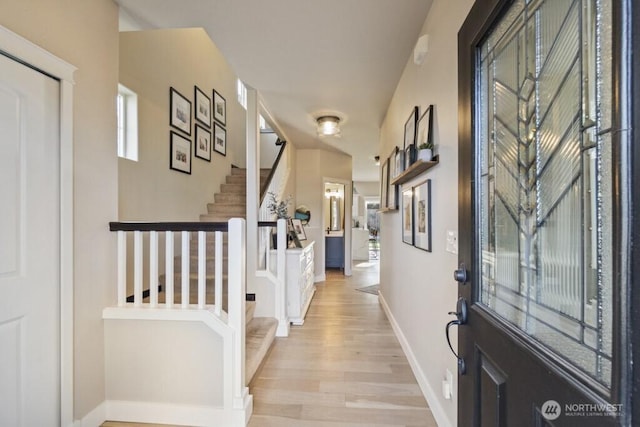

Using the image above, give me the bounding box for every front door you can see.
[457,0,636,425]
[0,52,61,425]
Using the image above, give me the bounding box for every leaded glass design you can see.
[477,0,613,387]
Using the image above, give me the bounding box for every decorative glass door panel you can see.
[477,0,613,387]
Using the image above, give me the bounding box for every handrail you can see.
[259,139,287,205]
[109,221,228,232]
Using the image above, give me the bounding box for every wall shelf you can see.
[390,155,440,185]
[377,207,398,213]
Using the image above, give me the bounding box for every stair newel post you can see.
[117,230,126,307]
[214,230,223,317]
[181,231,190,309]
[165,231,174,308]
[134,230,143,307]
[276,219,289,336]
[228,218,247,406]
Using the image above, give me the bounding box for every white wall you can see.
[378,1,473,426]
[0,0,119,420]
[119,28,245,221]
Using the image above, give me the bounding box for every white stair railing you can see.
[106,218,250,424]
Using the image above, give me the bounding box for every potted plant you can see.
[417,141,433,161]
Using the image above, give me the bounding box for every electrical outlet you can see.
[446,230,458,254]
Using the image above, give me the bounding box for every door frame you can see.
[457,0,638,424]
[322,176,353,276]
[0,25,76,427]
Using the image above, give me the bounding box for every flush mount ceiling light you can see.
[316,115,341,137]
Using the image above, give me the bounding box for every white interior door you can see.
[0,52,61,426]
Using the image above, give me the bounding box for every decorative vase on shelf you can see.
[417,145,433,162]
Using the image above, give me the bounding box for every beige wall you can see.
[119,28,245,221]
[378,0,474,426]
[0,0,119,420]
[296,149,352,279]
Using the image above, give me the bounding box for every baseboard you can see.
[378,291,454,427]
[105,400,250,427]
[74,401,106,427]
[314,274,326,282]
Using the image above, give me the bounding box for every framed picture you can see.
[290,218,307,241]
[213,122,226,156]
[213,90,226,125]
[170,87,191,135]
[416,104,433,149]
[413,179,432,252]
[194,86,211,127]
[402,187,413,245]
[170,131,192,174]
[404,145,414,169]
[387,147,399,210]
[395,146,405,176]
[380,159,389,209]
[404,106,418,151]
[194,124,211,161]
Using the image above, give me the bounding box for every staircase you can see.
[190,167,277,384]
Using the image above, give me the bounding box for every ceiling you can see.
[116,0,433,182]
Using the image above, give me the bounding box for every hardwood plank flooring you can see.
[103,260,437,427]
[248,261,436,427]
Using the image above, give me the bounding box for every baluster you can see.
[149,231,159,308]
[215,230,223,316]
[134,231,143,307]
[181,231,190,308]
[198,231,206,309]
[165,231,174,308]
[117,230,126,307]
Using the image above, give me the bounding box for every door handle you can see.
[445,297,467,375]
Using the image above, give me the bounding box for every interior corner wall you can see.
[119,28,245,221]
[295,149,352,281]
[378,1,473,426]
[0,0,120,421]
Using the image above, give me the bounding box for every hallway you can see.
[248,261,437,427]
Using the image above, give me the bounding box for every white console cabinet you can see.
[270,241,315,325]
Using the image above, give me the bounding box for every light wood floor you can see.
[103,260,437,427]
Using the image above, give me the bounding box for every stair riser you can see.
[174,257,229,272]
[220,184,246,194]
[214,193,245,204]
[207,204,246,215]
[226,175,247,185]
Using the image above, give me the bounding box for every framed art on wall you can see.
[291,218,307,241]
[380,159,389,209]
[402,187,413,245]
[170,87,191,136]
[403,106,418,167]
[412,179,432,252]
[213,122,226,156]
[194,123,211,161]
[194,86,211,127]
[213,90,226,125]
[170,131,192,174]
[387,147,399,210]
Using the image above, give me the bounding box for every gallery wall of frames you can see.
[379,104,438,252]
[169,86,227,174]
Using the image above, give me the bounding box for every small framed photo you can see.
[213,90,226,126]
[387,147,399,210]
[194,124,211,161]
[290,218,307,241]
[170,87,191,136]
[194,86,211,127]
[380,159,389,208]
[395,147,405,176]
[170,131,192,174]
[416,105,434,149]
[402,187,413,245]
[413,179,432,252]
[404,144,415,169]
[403,106,418,152]
[213,122,226,156]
